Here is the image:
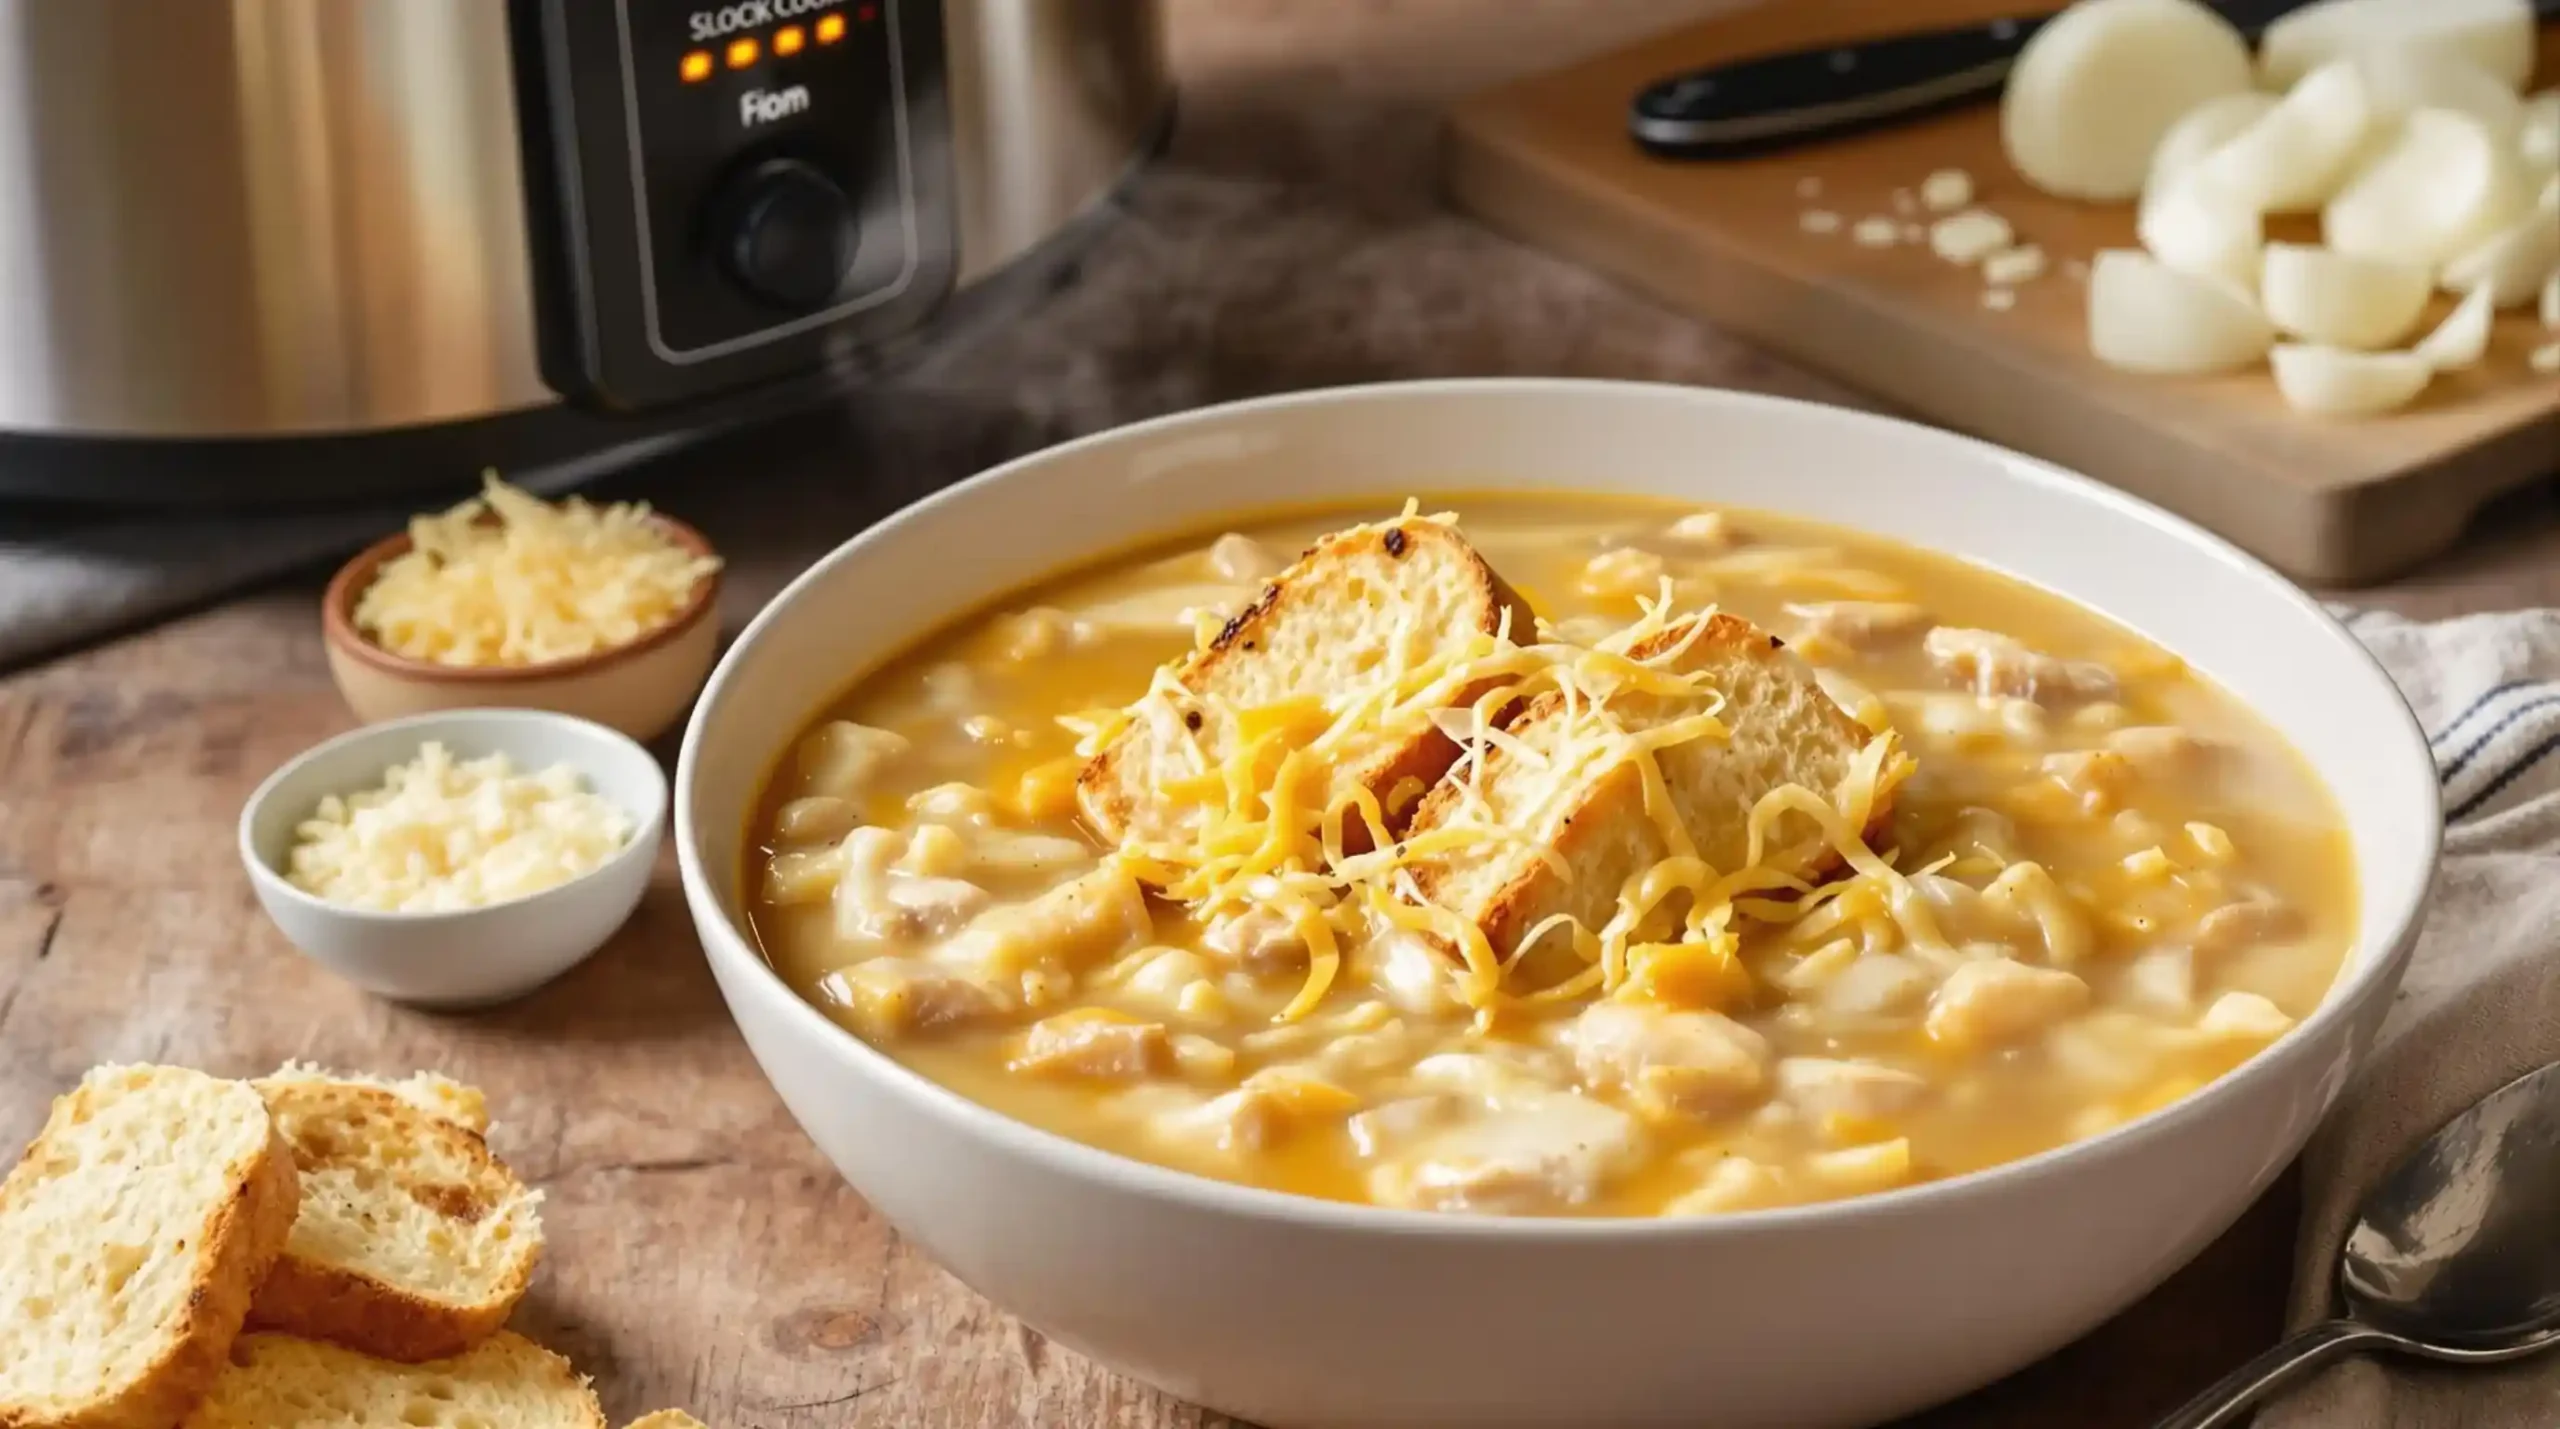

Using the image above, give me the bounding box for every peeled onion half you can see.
[2325,108,2532,268]
[2139,175,2264,288]
[2193,60,2376,214]
[2148,92,2281,189]
[2259,0,2536,93]
[2413,285,2498,370]
[2260,244,2432,348]
[2089,249,2276,374]
[2269,344,2435,415]
[2001,0,2254,202]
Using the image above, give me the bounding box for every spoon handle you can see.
[2152,1320,2398,1429]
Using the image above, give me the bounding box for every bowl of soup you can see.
[674,380,2437,1429]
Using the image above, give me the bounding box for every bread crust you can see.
[1079,517,1536,858]
[0,1072,299,1429]
[245,1081,540,1364]
[1405,613,1896,958]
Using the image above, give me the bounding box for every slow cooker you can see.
[0,0,1169,504]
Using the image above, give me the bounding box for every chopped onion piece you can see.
[2259,0,2536,93]
[2259,244,2432,349]
[2354,50,2526,142]
[2269,344,2434,415]
[2139,175,2263,288]
[2192,60,2375,214]
[2324,108,2532,269]
[2088,249,2275,375]
[2147,92,2279,190]
[2000,0,2254,202]
[2412,285,2497,370]
[2438,189,2560,309]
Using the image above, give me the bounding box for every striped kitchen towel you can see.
[2264,605,2560,1429]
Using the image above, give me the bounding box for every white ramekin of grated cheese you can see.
[240,708,668,1008]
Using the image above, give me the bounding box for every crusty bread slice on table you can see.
[246,1069,542,1363]
[180,1331,603,1429]
[628,1413,712,1429]
[0,1064,299,1429]
[1080,514,1537,860]
[1404,613,1903,963]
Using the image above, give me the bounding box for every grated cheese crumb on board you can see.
[2532,342,2560,375]
[1800,209,1844,234]
[354,472,722,668]
[1982,288,2019,311]
[1929,209,2016,265]
[1082,503,1919,1027]
[286,741,634,913]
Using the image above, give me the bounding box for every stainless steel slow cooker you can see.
[0,0,1168,503]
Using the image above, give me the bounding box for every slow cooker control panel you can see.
[511,0,955,409]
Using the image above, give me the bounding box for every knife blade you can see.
[1628,0,2553,159]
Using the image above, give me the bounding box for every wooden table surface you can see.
[7,3,2559,1426]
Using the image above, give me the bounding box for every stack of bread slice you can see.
[0,1062,707,1428]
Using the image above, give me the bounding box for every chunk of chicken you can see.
[2039,748,2137,816]
[2199,990,2294,1040]
[1207,532,1286,583]
[1786,601,1931,649]
[1664,510,1737,549]
[1775,1058,1928,1121]
[1371,1092,1645,1215]
[1925,958,2091,1049]
[2194,898,2304,954]
[825,958,1005,1038]
[833,828,993,945]
[1924,627,2118,704]
[795,721,912,801]
[1010,1010,1172,1081]
[1202,905,1310,975]
[1579,545,1670,599]
[940,864,1154,981]
[775,795,861,846]
[1180,1068,1361,1153]
[996,606,1097,663]
[2106,725,2218,777]
[1570,1001,1772,1121]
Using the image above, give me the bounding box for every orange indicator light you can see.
[679,49,714,82]
[814,13,848,43]
[773,25,806,55]
[726,35,759,68]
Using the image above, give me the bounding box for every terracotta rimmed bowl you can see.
[321,514,722,744]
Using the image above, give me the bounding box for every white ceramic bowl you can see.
[676,380,2439,1429]
[242,708,668,1008]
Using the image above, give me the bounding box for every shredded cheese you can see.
[1085,510,1943,1028]
[285,741,633,912]
[354,472,721,667]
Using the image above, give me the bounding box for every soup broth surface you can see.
[747,496,2355,1217]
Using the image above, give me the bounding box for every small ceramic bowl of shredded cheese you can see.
[239,707,668,1008]
[322,473,724,743]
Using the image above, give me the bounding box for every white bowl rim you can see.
[676,376,2442,1242]
[241,705,671,925]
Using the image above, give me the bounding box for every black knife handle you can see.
[1630,15,2046,159]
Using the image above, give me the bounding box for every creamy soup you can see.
[746,497,2354,1217]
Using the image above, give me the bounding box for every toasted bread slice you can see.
[180,1332,603,1428]
[1079,514,1535,859]
[0,1065,298,1429]
[264,1061,491,1135]
[246,1071,542,1363]
[1404,613,1898,960]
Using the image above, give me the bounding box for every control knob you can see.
[716,158,858,312]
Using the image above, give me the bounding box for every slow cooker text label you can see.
[740,85,812,126]
[687,0,846,43]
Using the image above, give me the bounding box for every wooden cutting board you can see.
[1444,0,2560,584]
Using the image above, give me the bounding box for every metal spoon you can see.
[2156,1059,2560,1429]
